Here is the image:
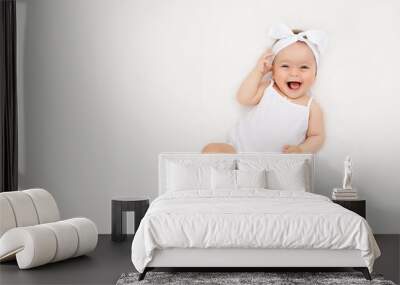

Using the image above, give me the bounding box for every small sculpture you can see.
[342,155,353,190]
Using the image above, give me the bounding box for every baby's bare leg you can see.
[201,143,237,154]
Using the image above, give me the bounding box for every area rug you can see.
[116,271,397,285]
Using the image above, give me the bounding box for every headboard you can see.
[158,152,315,195]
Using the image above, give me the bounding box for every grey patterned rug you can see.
[116,271,397,285]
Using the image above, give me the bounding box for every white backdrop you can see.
[17,0,400,233]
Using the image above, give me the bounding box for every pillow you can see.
[238,159,310,191]
[211,168,236,190]
[236,169,267,189]
[167,161,211,191]
[266,165,307,191]
[166,159,236,192]
[211,168,267,190]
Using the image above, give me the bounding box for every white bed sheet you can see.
[131,189,380,273]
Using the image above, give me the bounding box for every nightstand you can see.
[111,197,150,242]
[332,199,366,219]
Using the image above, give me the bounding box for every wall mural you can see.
[202,24,327,155]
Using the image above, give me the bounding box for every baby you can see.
[202,24,327,154]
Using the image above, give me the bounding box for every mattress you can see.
[131,189,381,273]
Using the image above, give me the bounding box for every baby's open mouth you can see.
[287,81,302,90]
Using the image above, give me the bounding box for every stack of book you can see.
[332,188,358,200]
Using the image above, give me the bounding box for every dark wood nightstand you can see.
[111,197,150,242]
[332,199,366,219]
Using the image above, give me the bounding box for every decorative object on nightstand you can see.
[332,199,366,219]
[332,155,358,200]
[342,155,353,190]
[111,197,149,242]
[332,188,358,200]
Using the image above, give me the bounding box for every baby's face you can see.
[272,42,317,99]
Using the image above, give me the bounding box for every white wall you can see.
[17,0,400,234]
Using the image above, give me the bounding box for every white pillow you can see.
[166,159,236,192]
[167,162,211,191]
[211,168,267,190]
[236,169,267,188]
[211,168,236,190]
[238,159,310,191]
[268,161,309,191]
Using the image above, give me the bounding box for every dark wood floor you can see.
[0,234,399,285]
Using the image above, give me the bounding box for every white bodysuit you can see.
[227,80,312,152]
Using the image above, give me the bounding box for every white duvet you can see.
[131,189,380,273]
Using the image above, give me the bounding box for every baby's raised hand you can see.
[255,49,274,75]
[282,145,303,154]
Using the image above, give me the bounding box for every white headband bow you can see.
[268,24,328,69]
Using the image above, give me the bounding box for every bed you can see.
[131,153,381,281]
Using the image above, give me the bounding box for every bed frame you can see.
[138,153,371,280]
